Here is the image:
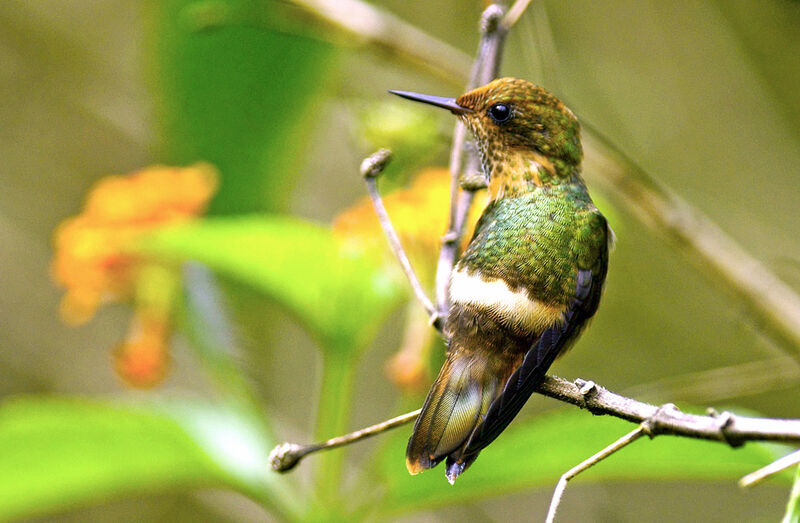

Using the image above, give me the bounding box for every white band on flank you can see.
[449,268,564,332]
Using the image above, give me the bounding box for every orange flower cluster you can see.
[52,163,218,387]
[113,312,171,388]
[333,167,487,391]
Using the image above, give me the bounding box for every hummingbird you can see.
[389,78,611,483]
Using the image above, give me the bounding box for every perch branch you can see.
[269,375,800,472]
[545,426,646,523]
[539,377,800,444]
[361,149,442,330]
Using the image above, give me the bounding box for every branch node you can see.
[578,379,597,396]
[713,410,745,448]
[269,442,306,473]
[480,4,505,34]
[441,231,459,244]
[642,403,679,439]
[575,379,605,415]
[360,148,392,179]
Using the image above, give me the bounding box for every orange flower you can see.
[333,167,487,391]
[113,311,170,389]
[52,163,218,387]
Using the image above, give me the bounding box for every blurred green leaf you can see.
[0,397,300,521]
[140,216,407,510]
[147,0,339,213]
[356,101,442,190]
[377,408,783,515]
[785,465,800,523]
[139,215,406,359]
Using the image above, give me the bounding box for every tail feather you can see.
[405,349,507,476]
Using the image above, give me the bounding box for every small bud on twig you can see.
[269,442,308,473]
[360,148,392,179]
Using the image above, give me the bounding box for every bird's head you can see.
[391,78,582,185]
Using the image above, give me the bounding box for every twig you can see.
[545,426,646,523]
[516,0,800,359]
[539,377,800,445]
[288,0,471,87]
[740,448,800,488]
[502,0,534,29]
[434,4,509,320]
[361,149,442,329]
[269,375,800,473]
[270,408,421,472]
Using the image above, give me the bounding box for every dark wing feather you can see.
[456,220,610,463]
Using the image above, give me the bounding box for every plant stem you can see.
[313,353,357,507]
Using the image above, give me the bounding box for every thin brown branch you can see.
[502,0,534,29]
[517,0,800,360]
[545,426,646,523]
[360,149,442,330]
[740,448,800,488]
[269,375,800,473]
[435,4,509,319]
[539,376,800,445]
[582,129,800,357]
[270,409,421,472]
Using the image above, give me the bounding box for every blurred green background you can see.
[1,0,799,521]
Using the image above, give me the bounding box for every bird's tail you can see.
[405,347,516,483]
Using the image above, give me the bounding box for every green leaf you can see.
[0,397,300,521]
[376,408,783,515]
[140,215,405,359]
[147,0,339,213]
[785,465,800,523]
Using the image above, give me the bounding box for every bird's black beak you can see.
[388,90,472,115]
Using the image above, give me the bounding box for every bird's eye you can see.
[488,103,512,123]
